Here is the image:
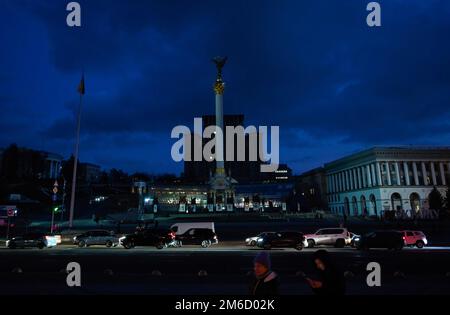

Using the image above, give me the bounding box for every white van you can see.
[170,222,215,236]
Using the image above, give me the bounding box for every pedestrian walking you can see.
[249,252,278,295]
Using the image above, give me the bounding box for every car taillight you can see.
[402,236,406,240]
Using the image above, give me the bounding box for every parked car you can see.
[355,231,404,250]
[256,231,304,250]
[119,229,173,249]
[246,232,270,246]
[170,222,215,235]
[175,228,218,248]
[400,230,428,248]
[73,230,119,248]
[304,228,351,248]
[6,232,58,249]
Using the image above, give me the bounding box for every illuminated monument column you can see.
[214,74,225,175]
[208,56,237,212]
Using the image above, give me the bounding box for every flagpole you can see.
[69,92,83,229]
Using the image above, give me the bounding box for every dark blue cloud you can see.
[1,0,450,174]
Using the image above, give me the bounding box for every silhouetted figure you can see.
[93,214,100,225]
[306,250,346,295]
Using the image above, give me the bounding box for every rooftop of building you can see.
[40,151,64,161]
[80,162,101,168]
[324,146,450,170]
[298,166,325,177]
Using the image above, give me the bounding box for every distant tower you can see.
[208,56,237,212]
[212,56,226,176]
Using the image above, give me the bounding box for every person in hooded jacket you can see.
[249,251,278,295]
[305,249,346,295]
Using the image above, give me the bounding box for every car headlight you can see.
[257,238,263,242]
[246,238,250,242]
[119,236,126,241]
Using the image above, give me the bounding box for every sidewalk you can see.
[0,273,448,295]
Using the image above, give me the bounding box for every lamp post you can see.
[61,178,66,223]
[51,180,58,234]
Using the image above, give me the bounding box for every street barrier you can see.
[198,270,208,277]
[393,271,406,279]
[11,267,23,274]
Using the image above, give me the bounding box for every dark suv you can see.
[73,230,119,248]
[175,228,218,248]
[120,229,173,249]
[355,231,404,250]
[6,232,56,249]
[256,231,304,250]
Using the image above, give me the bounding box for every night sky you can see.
[1,0,450,175]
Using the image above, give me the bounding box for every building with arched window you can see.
[324,147,450,217]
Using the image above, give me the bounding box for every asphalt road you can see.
[2,219,450,295]
[1,243,450,295]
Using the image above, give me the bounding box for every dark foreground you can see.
[1,244,450,295]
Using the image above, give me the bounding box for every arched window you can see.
[391,193,402,211]
[409,193,420,212]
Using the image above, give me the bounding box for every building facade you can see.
[295,167,328,212]
[79,162,101,184]
[263,163,292,182]
[184,114,264,184]
[325,147,450,217]
[44,151,63,179]
[135,181,293,214]
[0,146,62,180]
[234,183,292,211]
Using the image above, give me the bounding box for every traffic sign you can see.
[1,206,17,218]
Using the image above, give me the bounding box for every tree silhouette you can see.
[61,155,80,184]
[429,186,443,210]
[1,144,19,180]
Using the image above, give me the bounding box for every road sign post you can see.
[51,208,55,234]
[5,206,16,240]
[6,216,10,240]
[61,179,66,223]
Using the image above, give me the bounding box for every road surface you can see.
[1,242,449,295]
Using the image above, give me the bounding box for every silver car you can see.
[73,230,119,248]
[245,232,270,246]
